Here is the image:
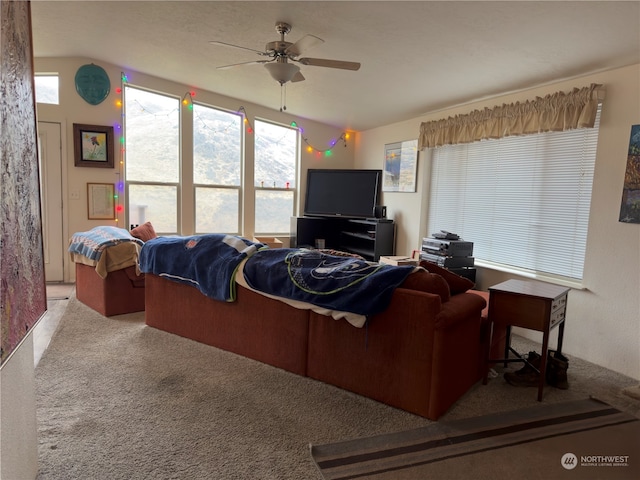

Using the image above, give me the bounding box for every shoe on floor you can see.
[504,351,541,387]
[504,370,540,387]
[547,350,569,389]
[515,351,542,375]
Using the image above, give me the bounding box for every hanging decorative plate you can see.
[74,63,110,105]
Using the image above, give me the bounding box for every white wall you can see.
[34,57,356,283]
[0,336,39,480]
[356,64,640,380]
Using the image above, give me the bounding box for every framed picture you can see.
[87,183,115,220]
[73,123,114,168]
[619,124,640,224]
[383,139,418,192]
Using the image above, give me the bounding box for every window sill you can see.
[474,260,587,290]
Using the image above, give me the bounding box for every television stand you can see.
[365,218,393,223]
[290,216,395,262]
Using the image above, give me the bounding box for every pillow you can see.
[130,222,157,242]
[419,260,475,294]
[400,268,450,303]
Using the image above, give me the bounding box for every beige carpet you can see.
[35,295,640,479]
[311,397,640,480]
[35,296,428,480]
[45,282,75,300]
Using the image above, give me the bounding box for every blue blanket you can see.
[68,226,143,261]
[242,249,415,317]
[139,234,263,302]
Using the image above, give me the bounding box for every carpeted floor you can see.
[35,295,640,479]
[45,282,75,300]
[311,397,640,480]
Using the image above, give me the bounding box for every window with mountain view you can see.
[35,74,59,104]
[124,86,299,237]
[254,119,298,234]
[193,104,243,234]
[124,86,180,233]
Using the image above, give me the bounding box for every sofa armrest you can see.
[429,292,485,419]
[434,292,487,330]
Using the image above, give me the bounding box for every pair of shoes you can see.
[504,351,541,387]
[546,350,569,389]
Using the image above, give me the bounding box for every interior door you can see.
[38,121,64,282]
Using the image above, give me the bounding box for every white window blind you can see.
[427,105,601,281]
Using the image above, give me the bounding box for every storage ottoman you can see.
[75,263,145,316]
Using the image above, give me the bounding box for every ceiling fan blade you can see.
[217,59,272,70]
[209,40,267,56]
[291,71,305,83]
[297,57,361,71]
[285,34,324,57]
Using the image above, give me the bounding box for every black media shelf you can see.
[290,216,395,262]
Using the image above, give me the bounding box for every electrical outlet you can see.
[70,189,80,200]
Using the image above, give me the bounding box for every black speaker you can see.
[373,205,387,218]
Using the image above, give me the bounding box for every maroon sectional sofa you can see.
[144,267,489,420]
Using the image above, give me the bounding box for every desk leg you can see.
[538,331,550,402]
[503,325,512,368]
[556,321,566,354]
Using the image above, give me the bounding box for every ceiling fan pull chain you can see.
[280,83,287,112]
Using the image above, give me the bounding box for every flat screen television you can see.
[304,169,382,219]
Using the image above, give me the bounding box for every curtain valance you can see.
[418,83,603,149]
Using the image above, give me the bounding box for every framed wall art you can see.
[619,124,640,224]
[1,0,47,366]
[383,139,418,192]
[87,182,115,220]
[73,123,114,168]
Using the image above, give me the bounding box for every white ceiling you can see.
[30,1,640,131]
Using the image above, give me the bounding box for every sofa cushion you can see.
[419,260,475,294]
[130,222,157,242]
[400,268,450,303]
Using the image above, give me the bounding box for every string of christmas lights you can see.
[234,104,352,157]
[192,95,242,136]
[182,91,195,109]
[112,72,129,226]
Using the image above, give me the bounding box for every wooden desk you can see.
[483,279,570,401]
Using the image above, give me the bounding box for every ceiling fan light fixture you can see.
[264,62,300,85]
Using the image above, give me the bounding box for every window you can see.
[426,106,600,281]
[193,103,242,234]
[34,74,59,104]
[124,86,180,233]
[124,86,300,237]
[254,119,298,234]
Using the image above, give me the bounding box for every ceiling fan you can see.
[210,22,361,85]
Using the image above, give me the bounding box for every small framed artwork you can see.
[73,123,114,168]
[87,183,115,220]
[383,139,419,192]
